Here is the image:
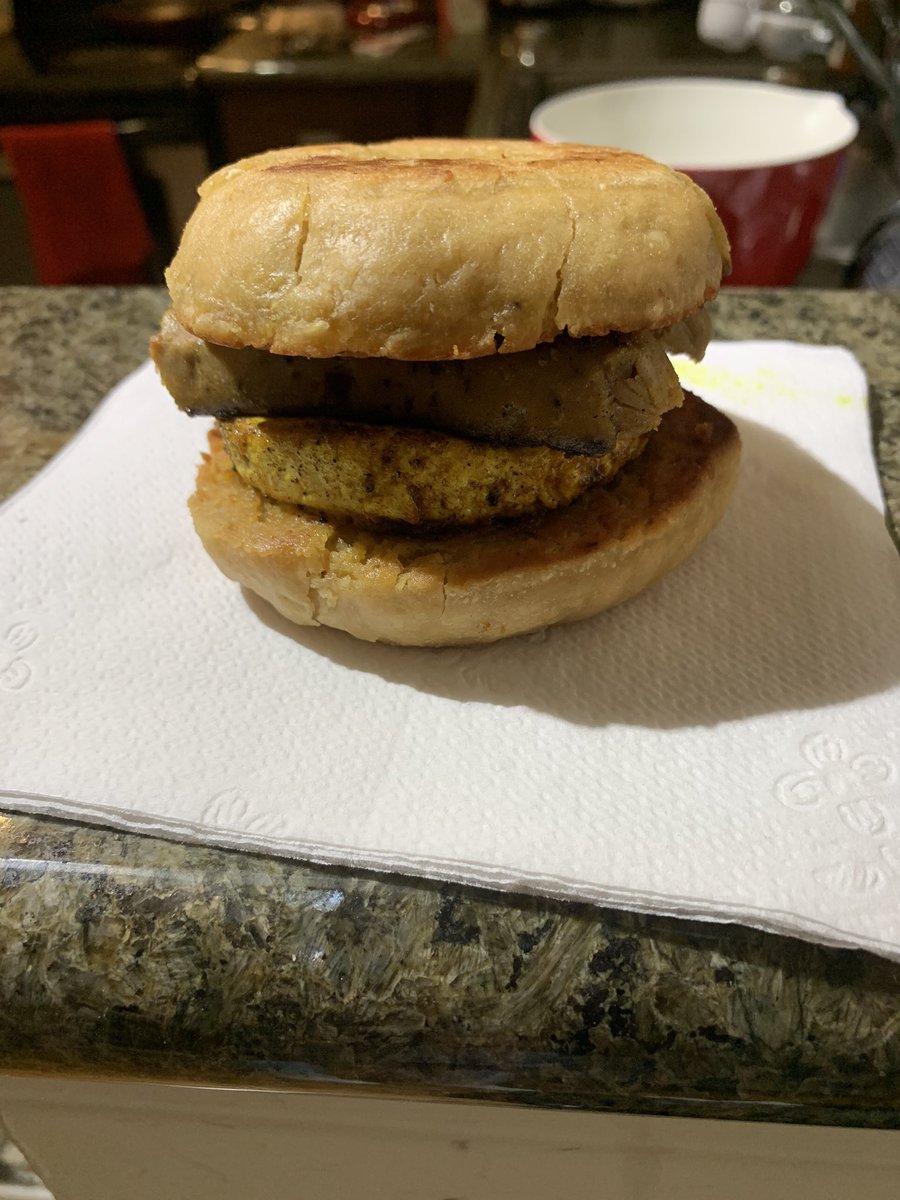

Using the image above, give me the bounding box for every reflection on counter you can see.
[0,1120,51,1199]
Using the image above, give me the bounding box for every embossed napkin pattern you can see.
[2,343,900,959]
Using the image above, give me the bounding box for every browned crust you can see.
[188,392,741,645]
[259,145,656,177]
[166,138,730,361]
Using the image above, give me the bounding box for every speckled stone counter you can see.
[1,287,900,1128]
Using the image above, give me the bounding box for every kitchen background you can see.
[0,0,898,289]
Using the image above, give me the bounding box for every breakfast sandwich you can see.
[151,138,740,646]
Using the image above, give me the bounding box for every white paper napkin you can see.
[3,342,900,960]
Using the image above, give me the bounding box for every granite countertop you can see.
[1,286,900,1128]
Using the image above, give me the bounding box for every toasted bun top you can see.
[166,138,730,360]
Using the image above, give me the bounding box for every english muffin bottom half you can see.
[155,138,739,646]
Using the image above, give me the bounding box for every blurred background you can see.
[0,0,898,286]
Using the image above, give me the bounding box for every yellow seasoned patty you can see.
[218,417,648,527]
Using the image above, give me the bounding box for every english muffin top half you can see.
[165,138,730,362]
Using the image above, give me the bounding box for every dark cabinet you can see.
[203,75,476,164]
[195,26,485,166]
